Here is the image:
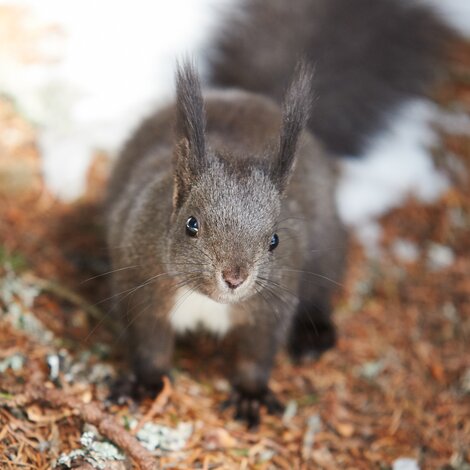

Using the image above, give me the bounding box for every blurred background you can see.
[0,0,234,199]
[0,0,468,242]
[0,1,469,469]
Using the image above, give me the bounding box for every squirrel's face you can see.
[168,160,282,304]
[168,61,311,302]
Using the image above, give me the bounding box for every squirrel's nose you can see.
[222,267,246,289]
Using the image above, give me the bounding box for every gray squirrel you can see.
[106,0,451,426]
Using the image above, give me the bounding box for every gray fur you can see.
[106,63,345,422]
[106,0,452,424]
[175,61,206,168]
[275,60,313,190]
[209,0,453,156]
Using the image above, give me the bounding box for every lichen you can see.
[56,431,125,469]
[132,420,193,452]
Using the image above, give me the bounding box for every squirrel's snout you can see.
[222,267,247,290]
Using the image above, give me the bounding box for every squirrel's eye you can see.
[269,233,279,251]
[186,216,199,237]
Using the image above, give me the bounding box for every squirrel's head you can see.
[167,61,312,303]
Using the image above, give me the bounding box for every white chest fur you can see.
[169,288,232,336]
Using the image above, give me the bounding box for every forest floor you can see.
[0,38,469,470]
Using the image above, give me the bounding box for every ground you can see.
[0,38,469,470]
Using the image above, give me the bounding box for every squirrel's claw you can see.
[221,388,284,429]
[107,373,167,404]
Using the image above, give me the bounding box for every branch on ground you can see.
[1,372,157,470]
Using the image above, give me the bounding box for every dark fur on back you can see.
[209,0,453,156]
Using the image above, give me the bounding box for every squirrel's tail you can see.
[208,0,454,156]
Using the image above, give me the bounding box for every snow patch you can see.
[0,0,234,200]
[420,0,470,37]
[336,99,450,251]
[393,458,420,470]
[426,243,455,270]
[392,239,420,263]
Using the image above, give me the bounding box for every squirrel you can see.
[105,0,451,427]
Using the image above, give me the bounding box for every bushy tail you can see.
[208,0,454,156]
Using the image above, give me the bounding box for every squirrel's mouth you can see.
[200,274,256,304]
[182,267,258,304]
[211,291,251,304]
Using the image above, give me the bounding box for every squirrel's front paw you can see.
[288,317,337,363]
[221,388,284,429]
[108,371,168,404]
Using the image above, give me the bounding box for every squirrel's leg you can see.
[288,289,337,362]
[288,239,346,362]
[223,297,289,428]
[112,278,175,398]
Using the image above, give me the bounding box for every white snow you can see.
[392,458,420,470]
[0,0,234,199]
[336,99,450,252]
[392,239,420,263]
[421,0,470,37]
[426,243,455,270]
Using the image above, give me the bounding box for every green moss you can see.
[0,246,27,271]
[297,393,319,406]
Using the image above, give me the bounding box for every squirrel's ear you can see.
[175,60,206,170]
[272,61,313,191]
[173,60,207,208]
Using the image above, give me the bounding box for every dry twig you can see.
[133,376,172,435]
[1,376,157,470]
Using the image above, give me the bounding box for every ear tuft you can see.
[175,60,206,164]
[274,60,314,190]
[173,61,207,209]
